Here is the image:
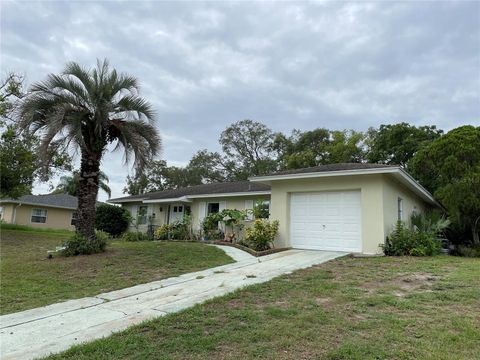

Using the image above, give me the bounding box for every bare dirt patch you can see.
[362,272,441,297]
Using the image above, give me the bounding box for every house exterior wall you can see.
[1,203,75,230]
[1,204,15,223]
[382,175,430,237]
[189,195,270,231]
[121,195,270,233]
[269,174,386,254]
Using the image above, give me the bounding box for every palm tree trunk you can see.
[76,150,101,239]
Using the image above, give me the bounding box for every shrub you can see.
[383,221,442,256]
[95,204,130,237]
[202,213,223,240]
[450,244,480,258]
[62,231,108,256]
[154,215,193,240]
[244,219,279,251]
[122,231,150,242]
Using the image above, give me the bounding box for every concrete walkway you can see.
[0,246,345,360]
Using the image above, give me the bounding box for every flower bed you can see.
[208,241,291,257]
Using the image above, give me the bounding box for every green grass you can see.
[0,228,234,315]
[45,256,479,360]
[0,223,74,235]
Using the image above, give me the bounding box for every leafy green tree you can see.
[53,170,111,198]
[0,126,37,198]
[186,149,228,183]
[220,119,277,178]
[0,73,24,124]
[18,60,160,244]
[274,128,365,169]
[366,122,443,166]
[409,125,480,245]
[0,73,71,198]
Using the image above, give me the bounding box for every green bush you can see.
[244,219,279,251]
[62,231,108,256]
[202,213,223,240]
[451,245,480,257]
[383,221,442,256]
[121,231,150,242]
[95,204,130,237]
[154,215,192,240]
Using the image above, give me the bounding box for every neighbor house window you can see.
[137,206,148,225]
[397,198,404,221]
[207,203,220,214]
[71,211,78,226]
[31,208,47,223]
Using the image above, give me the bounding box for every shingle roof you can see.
[109,181,271,203]
[0,194,78,209]
[268,163,396,176]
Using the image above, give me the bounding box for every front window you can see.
[254,200,270,219]
[397,198,403,221]
[207,203,220,214]
[137,205,148,225]
[31,208,47,223]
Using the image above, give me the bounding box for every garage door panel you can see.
[290,191,361,252]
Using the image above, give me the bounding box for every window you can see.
[71,211,78,226]
[137,205,148,225]
[397,198,403,221]
[31,208,47,223]
[173,206,178,213]
[185,205,191,215]
[0,206,4,220]
[207,202,220,214]
[254,200,270,219]
[178,206,183,212]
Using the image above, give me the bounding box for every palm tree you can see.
[53,170,112,198]
[18,60,160,241]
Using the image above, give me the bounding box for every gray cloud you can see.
[2,0,479,200]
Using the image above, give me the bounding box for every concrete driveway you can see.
[0,246,345,360]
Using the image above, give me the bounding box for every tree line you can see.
[123,120,443,194]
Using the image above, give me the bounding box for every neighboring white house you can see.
[109,163,440,255]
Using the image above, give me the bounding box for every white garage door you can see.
[290,191,362,252]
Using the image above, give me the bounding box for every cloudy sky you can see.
[2,0,479,201]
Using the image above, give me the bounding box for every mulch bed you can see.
[207,241,291,257]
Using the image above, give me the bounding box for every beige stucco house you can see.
[109,163,440,255]
[0,194,78,230]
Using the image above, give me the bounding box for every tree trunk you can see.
[76,150,101,240]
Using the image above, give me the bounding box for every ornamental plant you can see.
[244,219,279,251]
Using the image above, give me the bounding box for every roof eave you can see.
[0,200,77,210]
[249,167,440,208]
[249,167,400,183]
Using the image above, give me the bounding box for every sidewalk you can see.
[0,246,345,360]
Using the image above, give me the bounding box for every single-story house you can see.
[108,163,440,255]
[0,194,79,230]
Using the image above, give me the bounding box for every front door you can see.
[169,204,184,223]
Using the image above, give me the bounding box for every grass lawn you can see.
[45,255,479,360]
[0,228,234,315]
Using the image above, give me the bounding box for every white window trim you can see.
[207,202,220,215]
[398,197,404,221]
[31,208,48,224]
[137,205,148,225]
